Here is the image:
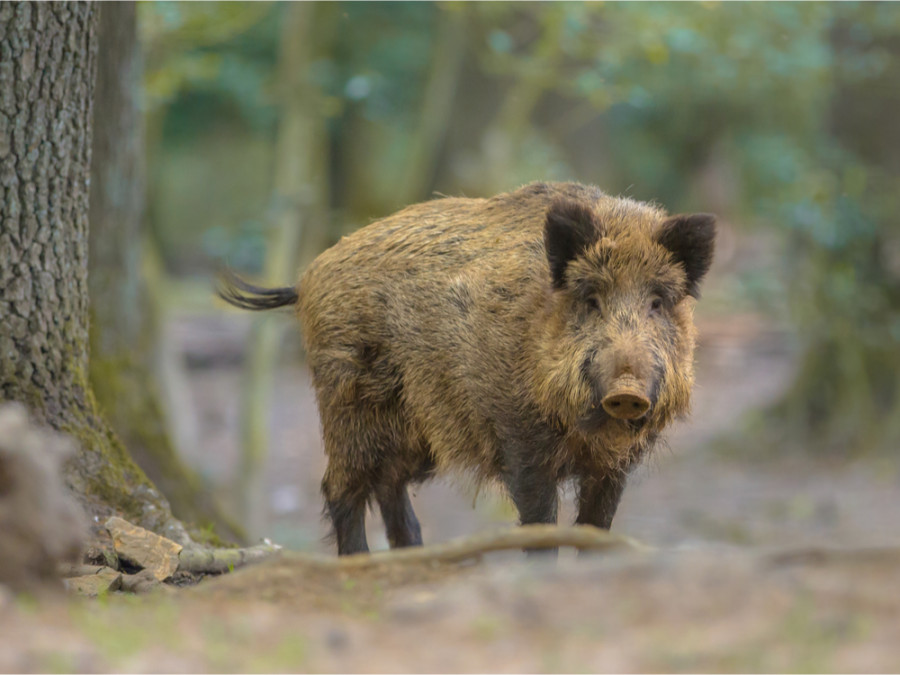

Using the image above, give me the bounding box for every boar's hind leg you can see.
[321,468,369,556]
[376,483,422,549]
[575,470,627,530]
[324,495,368,556]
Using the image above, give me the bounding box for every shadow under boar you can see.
[219,182,715,555]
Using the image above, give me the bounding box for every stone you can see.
[0,583,14,609]
[64,567,122,596]
[57,563,105,578]
[0,404,87,592]
[105,517,182,581]
[118,568,162,594]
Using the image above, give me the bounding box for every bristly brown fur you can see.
[229,181,716,555]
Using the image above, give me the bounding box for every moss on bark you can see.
[89,348,243,546]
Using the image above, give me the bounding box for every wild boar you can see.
[218,182,715,555]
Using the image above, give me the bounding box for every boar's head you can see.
[534,197,716,439]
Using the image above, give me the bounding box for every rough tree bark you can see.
[88,2,242,543]
[0,2,186,542]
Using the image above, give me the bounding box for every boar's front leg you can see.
[575,470,627,530]
[503,434,560,556]
[376,482,423,549]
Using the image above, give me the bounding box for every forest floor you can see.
[2,309,900,672]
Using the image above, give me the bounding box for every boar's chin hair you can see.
[543,199,603,289]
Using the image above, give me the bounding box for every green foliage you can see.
[141,2,279,121]
[324,2,435,122]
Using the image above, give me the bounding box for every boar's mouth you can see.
[576,404,649,435]
[576,405,612,434]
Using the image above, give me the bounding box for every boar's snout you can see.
[601,377,651,420]
[601,391,651,419]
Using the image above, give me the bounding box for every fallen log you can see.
[297,524,647,569]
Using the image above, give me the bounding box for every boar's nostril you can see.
[601,392,651,420]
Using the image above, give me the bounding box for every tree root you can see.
[304,525,648,570]
[180,526,643,578]
[177,541,284,575]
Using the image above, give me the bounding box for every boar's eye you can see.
[587,296,602,315]
[649,297,663,315]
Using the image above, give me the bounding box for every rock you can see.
[0,583,13,609]
[83,529,119,570]
[58,563,106,578]
[0,404,87,592]
[118,568,162,594]
[105,517,182,581]
[64,567,122,596]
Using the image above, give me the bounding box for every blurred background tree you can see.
[134,2,900,532]
[89,2,242,542]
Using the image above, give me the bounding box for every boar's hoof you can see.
[601,392,651,420]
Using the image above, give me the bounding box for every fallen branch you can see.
[311,525,648,569]
[177,540,283,575]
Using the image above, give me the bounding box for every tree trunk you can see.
[479,7,566,194]
[762,14,900,457]
[395,5,468,207]
[88,2,243,544]
[0,2,186,541]
[769,235,900,456]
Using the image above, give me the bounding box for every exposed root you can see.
[304,525,647,569]
[178,541,284,575]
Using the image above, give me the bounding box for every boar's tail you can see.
[216,267,299,311]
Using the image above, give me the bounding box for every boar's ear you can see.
[544,200,602,289]
[656,213,716,298]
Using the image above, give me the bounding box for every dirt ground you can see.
[3,535,900,672]
[3,292,900,672]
